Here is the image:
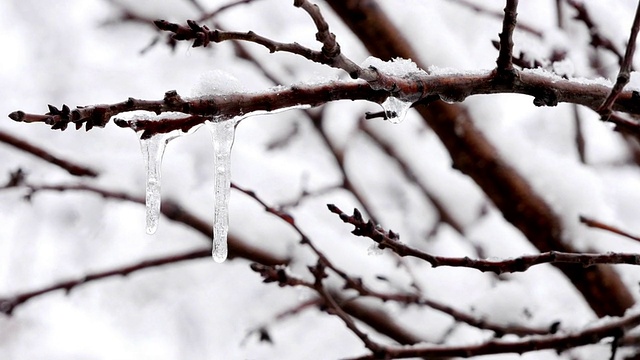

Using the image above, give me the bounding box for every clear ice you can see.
[140,133,171,234]
[207,117,239,263]
[381,96,412,124]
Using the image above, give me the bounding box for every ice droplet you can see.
[140,134,170,234]
[381,96,412,124]
[207,117,239,263]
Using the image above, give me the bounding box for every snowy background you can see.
[1,0,640,359]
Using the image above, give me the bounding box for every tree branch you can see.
[0,130,98,177]
[0,249,210,316]
[598,1,640,118]
[328,205,640,273]
[348,310,640,359]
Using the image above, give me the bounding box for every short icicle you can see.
[139,134,170,235]
[207,118,239,263]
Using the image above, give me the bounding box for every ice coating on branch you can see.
[207,117,239,263]
[361,57,424,124]
[381,96,412,124]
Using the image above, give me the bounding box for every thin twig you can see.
[0,249,211,315]
[328,205,640,274]
[0,130,98,177]
[598,1,640,118]
[580,215,640,244]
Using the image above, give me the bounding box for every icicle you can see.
[139,134,170,234]
[207,117,239,263]
[381,96,412,124]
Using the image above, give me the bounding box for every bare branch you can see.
[349,310,640,359]
[328,205,640,273]
[580,215,640,244]
[0,249,210,316]
[0,130,98,177]
[495,0,519,76]
[598,1,640,118]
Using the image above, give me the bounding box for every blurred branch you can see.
[3,180,288,266]
[349,310,640,359]
[566,0,626,66]
[0,248,211,316]
[0,130,98,177]
[450,0,542,38]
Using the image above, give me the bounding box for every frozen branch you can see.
[10,71,640,136]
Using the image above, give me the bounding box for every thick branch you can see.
[10,72,640,136]
[495,0,519,75]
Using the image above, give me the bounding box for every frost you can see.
[381,96,412,124]
[191,69,243,98]
[552,59,575,78]
[207,117,239,263]
[361,56,427,77]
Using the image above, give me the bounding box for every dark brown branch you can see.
[348,310,640,359]
[0,249,210,316]
[598,1,640,118]
[328,205,640,273]
[11,72,640,136]
[495,0,519,75]
[0,130,98,177]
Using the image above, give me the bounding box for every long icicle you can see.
[208,118,239,262]
[140,134,169,234]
